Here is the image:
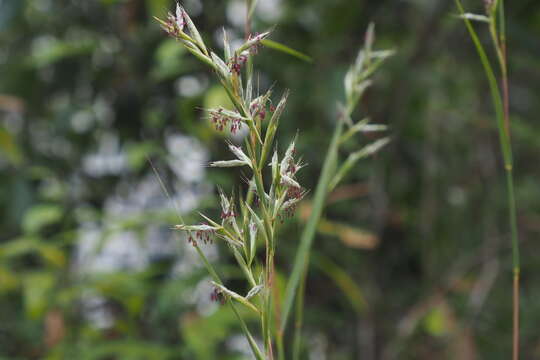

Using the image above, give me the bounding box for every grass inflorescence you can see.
[157,4,392,359]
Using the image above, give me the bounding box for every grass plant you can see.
[455,0,520,358]
[157,4,391,359]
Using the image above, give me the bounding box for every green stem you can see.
[292,266,307,360]
[193,245,264,360]
[497,0,511,138]
[507,166,520,360]
[455,1,512,166]
[265,248,276,359]
[230,304,266,360]
[498,0,506,46]
[276,332,285,360]
[280,119,344,333]
[455,2,520,359]
[506,170,520,270]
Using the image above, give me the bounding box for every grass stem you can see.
[281,120,343,332]
[455,1,520,358]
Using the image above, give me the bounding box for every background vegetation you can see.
[1,0,539,359]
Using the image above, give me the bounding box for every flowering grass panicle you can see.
[158,4,392,360]
[157,4,299,359]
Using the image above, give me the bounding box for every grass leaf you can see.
[261,39,313,63]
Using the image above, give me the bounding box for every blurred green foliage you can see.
[1,0,540,359]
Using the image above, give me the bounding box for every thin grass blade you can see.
[261,39,313,63]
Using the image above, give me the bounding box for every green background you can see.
[1,0,539,358]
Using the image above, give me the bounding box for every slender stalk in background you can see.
[455,1,520,359]
[280,25,394,359]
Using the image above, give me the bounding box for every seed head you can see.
[250,102,266,121]
[210,286,226,305]
[229,51,249,75]
[245,32,268,55]
[208,107,244,134]
[220,194,236,221]
[192,223,215,245]
[159,4,186,38]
